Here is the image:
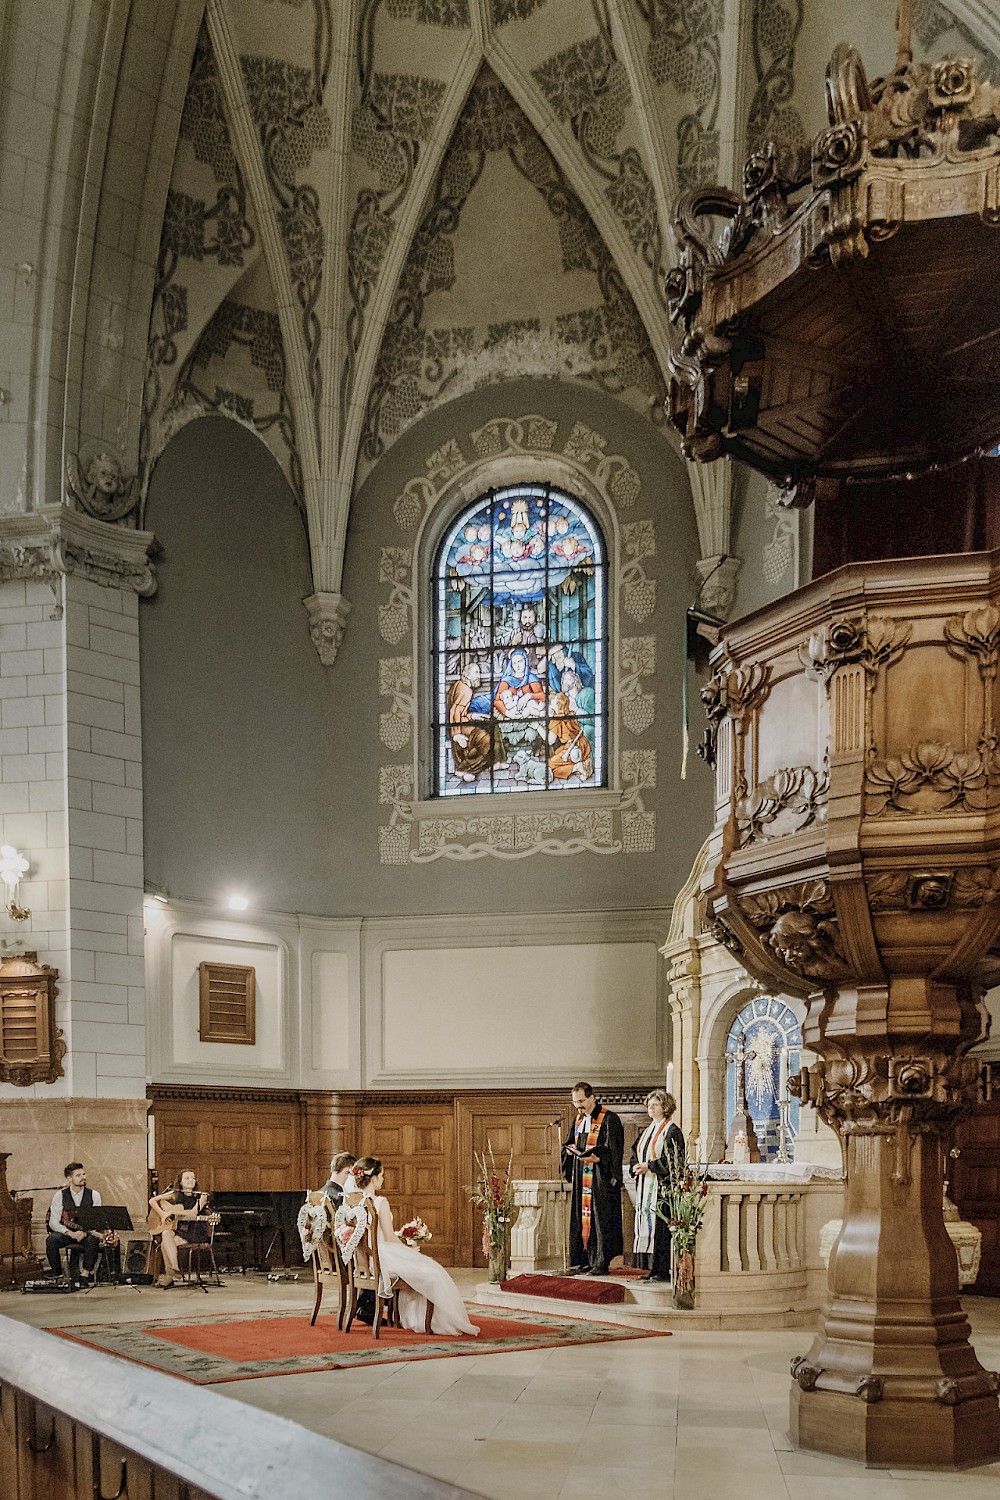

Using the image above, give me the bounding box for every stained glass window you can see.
[433,484,607,797]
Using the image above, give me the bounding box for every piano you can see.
[209,1190,305,1271]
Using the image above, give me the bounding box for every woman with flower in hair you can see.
[350,1157,479,1338]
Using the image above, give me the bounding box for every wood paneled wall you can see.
[150,1084,656,1266]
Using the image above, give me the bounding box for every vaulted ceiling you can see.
[136,0,1000,626]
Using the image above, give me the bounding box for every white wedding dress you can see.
[370,1194,479,1337]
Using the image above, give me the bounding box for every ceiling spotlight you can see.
[227,894,249,912]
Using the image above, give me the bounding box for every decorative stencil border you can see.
[376,414,658,862]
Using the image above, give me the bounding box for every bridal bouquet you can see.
[468,1142,515,1276]
[399,1216,432,1248]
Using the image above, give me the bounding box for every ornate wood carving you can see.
[701,549,1000,1466]
[0,953,64,1087]
[667,44,1000,483]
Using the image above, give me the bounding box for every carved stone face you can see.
[767,910,826,972]
[86,452,121,495]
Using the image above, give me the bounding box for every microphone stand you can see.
[546,1116,569,1272]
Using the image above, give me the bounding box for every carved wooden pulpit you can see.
[670,7,1000,1471]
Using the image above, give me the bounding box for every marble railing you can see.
[693,1177,843,1314]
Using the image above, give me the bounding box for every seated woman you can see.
[350,1157,479,1337]
[149,1169,212,1288]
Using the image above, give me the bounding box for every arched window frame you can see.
[410,451,624,817]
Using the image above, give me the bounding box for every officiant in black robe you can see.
[561,1082,625,1275]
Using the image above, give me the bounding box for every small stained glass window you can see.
[433,483,607,796]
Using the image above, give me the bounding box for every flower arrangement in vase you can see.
[655,1146,711,1310]
[399,1216,432,1249]
[468,1141,515,1282]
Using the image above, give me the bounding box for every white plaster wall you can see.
[145,900,668,1091]
[364,910,669,1089]
[145,899,363,1089]
[379,942,657,1079]
[169,932,283,1072]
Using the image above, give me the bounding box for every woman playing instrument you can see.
[148,1170,212,1288]
[348,1158,479,1337]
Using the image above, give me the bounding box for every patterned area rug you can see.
[50,1306,669,1384]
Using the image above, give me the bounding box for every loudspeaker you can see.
[125,1240,156,1277]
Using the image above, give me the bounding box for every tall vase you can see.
[672,1246,695,1310]
[488,1220,511,1283]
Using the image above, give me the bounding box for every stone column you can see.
[665,941,701,1150]
[0,507,156,1236]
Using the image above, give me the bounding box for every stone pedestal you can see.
[794,1127,997,1467]
[509,1179,571,1275]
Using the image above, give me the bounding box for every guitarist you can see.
[46,1162,103,1282]
[148,1170,213,1288]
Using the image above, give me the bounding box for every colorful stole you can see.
[579,1106,607,1249]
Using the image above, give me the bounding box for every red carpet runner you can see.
[500,1273,626,1304]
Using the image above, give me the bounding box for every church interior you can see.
[1,0,1000,1496]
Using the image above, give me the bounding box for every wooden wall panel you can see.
[149,1083,658,1267]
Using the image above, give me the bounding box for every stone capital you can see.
[0,505,158,598]
[304,591,351,666]
[695,553,742,620]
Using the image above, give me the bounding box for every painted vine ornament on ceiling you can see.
[344,7,452,435]
[637,0,724,187]
[375,415,657,863]
[241,8,333,436]
[747,0,806,151]
[140,30,256,498]
[361,68,664,469]
[532,19,668,307]
[173,298,305,512]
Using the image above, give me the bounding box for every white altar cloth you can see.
[707,1162,843,1185]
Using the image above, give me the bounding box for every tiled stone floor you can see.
[5,1271,1000,1499]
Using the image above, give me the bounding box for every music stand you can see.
[77,1206,133,1291]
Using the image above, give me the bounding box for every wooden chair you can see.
[308,1191,339,1327]
[334,1193,433,1340]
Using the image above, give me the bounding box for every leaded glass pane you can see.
[433,484,607,796]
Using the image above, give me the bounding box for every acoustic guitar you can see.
[146,1199,220,1233]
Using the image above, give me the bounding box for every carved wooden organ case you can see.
[0,952,65,1087]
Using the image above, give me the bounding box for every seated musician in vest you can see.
[46,1162,102,1281]
[148,1169,211,1288]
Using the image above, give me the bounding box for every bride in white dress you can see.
[352,1157,479,1338]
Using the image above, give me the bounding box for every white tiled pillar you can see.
[65,572,146,1100]
[0,509,156,1105]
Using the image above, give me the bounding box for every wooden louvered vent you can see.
[198,962,256,1045]
[0,952,65,1086]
